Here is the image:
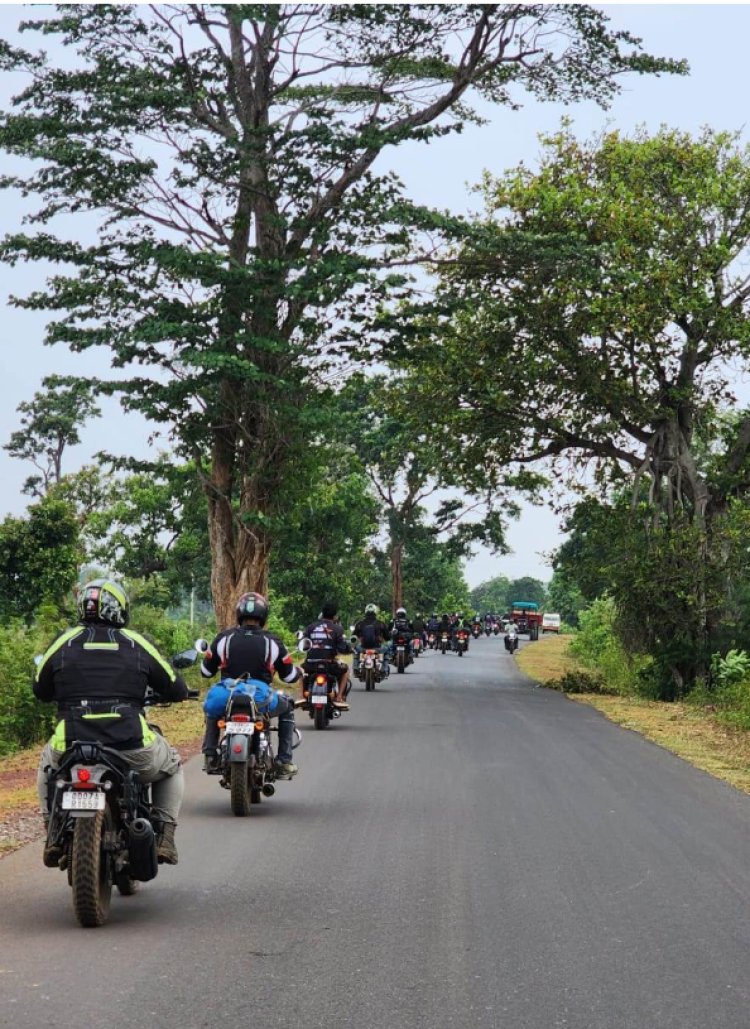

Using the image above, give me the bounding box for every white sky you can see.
[1,4,750,588]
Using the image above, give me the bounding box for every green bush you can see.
[569,596,650,695]
[0,619,59,755]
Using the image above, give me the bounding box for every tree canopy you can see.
[0,5,684,626]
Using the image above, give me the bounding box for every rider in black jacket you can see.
[33,578,188,866]
[302,601,352,706]
[353,604,391,676]
[200,591,303,776]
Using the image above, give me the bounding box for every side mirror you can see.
[33,654,43,667]
[194,638,210,654]
[297,637,312,653]
[173,648,198,669]
[349,635,359,647]
[295,629,304,641]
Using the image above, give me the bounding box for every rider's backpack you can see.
[360,621,380,647]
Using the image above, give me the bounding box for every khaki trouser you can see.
[37,733,184,825]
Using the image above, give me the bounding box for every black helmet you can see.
[236,591,269,626]
[78,578,129,627]
[396,607,407,617]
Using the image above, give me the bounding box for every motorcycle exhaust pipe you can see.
[128,817,158,882]
[262,783,276,797]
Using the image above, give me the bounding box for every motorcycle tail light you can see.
[315,675,326,685]
[230,713,250,722]
[77,768,91,783]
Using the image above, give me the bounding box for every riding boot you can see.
[156,822,179,865]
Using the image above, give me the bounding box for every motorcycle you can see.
[40,647,200,928]
[484,623,492,637]
[301,658,345,729]
[440,630,451,655]
[455,628,470,656]
[393,633,412,673]
[412,635,423,658]
[492,622,500,636]
[472,625,481,639]
[361,647,384,691]
[504,630,519,653]
[427,631,437,650]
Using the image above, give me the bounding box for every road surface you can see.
[1,636,749,1029]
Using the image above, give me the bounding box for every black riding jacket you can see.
[201,625,301,686]
[302,618,351,664]
[353,615,389,647]
[33,623,187,712]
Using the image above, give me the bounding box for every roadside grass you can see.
[516,635,750,796]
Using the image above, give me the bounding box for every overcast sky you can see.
[2,4,750,588]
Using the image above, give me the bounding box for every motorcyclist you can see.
[200,591,303,777]
[33,578,188,866]
[388,606,414,663]
[353,603,390,677]
[302,601,353,707]
[426,612,440,635]
[412,611,427,648]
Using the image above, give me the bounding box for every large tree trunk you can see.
[391,541,404,613]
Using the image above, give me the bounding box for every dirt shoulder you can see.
[516,635,750,796]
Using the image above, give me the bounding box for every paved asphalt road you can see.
[1,637,749,1029]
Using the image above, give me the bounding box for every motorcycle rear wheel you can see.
[71,809,112,928]
[314,706,328,730]
[230,762,252,817]
[397,653,405,673]
[365,668,375,691]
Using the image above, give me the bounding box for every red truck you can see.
[510,601,543,641]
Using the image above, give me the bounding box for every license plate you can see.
[312,695,328,705]
[226,722,255,735]
[61,790,105,811]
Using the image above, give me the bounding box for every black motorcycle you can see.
[393,632,412,673]
[300,659,345,729]
[41,648,199,928]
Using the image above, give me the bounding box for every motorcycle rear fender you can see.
[228,734,250,763]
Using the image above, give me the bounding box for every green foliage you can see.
[0,496,81,623]
[0,607,68,755]
[710,650,750,689]
[388,126,750,691]
[469,575,511,614]
[570,597,650,697]
[546,566,587,628]
[507,577,547,609]
[4,375,101,496]
[0,5,683,616]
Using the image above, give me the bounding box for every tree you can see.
[392,127,750,690]
[0,6,683,626]
[506,576,547,609]
[545,567,586,628]
[0,496,81,622]
[4,376,101,496]
[83,459,213,605]
[469,575,511,613]
[270,453,380,630]
[338,374,512,610]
